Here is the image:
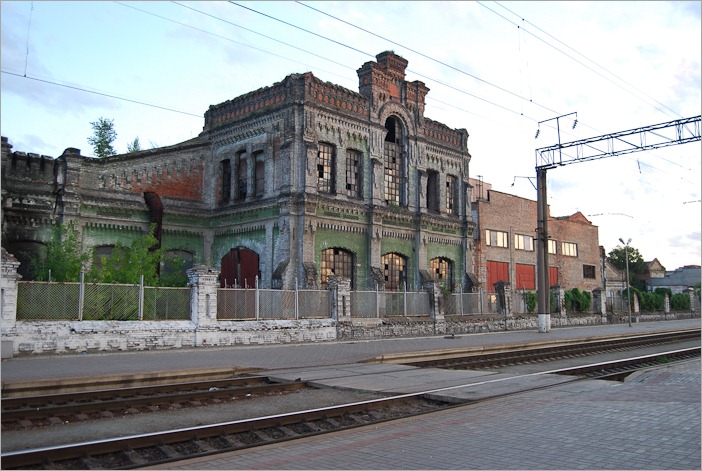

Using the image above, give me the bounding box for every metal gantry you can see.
[534,115,701,333]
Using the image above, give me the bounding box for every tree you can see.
[88,117,117,158]
[607,244,647,290]
[127,137,142,153]
[26,222,90,282]
[88,225,163,285]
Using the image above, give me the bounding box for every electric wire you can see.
[493,1,685,120]
[7,2,698,191]
[1,70,202,118]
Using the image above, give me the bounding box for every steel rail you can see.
[1,381,307,424]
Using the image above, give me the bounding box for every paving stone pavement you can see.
[154,359,701,470]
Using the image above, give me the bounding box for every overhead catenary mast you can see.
[534,115,701,333]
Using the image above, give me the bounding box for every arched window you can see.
[320,248,354,288]
[383,117,405,206]
[381,252,406,291]
[430,257,454,289]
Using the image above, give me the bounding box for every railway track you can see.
[397,328,700,369]
[1,376,307,430]
[2,344,699,469]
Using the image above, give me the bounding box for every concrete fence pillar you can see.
[494,281,512,317]
[1,248,21,358]
[664,292,670,314]
[684,287,695,312]
[1,248,21,329]
[327,276,351,320]
[187,266,220,327]
[592,288,606,315]
[551,285,565,317]
[422,280,443,321]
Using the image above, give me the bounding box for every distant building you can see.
[1,51,475,292]
[648,265,701,293]
[471,189,602,296]
[639,258,666,290]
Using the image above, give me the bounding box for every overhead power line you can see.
[1,70,202,118]
[491,1,685,120]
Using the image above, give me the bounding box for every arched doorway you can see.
[220,247,259,288]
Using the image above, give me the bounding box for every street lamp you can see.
[619,238,632,327]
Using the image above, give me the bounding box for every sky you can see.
[1,1,700,272]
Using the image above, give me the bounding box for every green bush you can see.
[525,291,537,313]
[671,293,691,311]
[564,288,591,312]
[639,291,663,311]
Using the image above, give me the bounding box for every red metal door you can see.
[220,248,259,288]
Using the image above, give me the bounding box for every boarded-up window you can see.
[516,263,535,290]
[486,260,509,293]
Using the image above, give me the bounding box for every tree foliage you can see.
[88,225,162,285]
[127,137,142,153]
[564,288,591,312]
[25,222,90,282]
[607,244,647,289]
[88,117,117,158]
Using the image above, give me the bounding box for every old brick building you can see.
[471,188,602,297]
[2,51,475,292]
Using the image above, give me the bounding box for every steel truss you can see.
[536,115,701,170]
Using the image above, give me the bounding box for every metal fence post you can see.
[294,277,299,320]
[404,281,408,317]
[78,272,84,321]
[479,286,484,315]
[138,275,144,321]
[376,284,380,318]
[255,276,260,321]
[460,284,464,316]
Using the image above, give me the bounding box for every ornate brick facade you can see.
[2,51,475,292]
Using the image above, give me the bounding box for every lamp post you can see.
[619,238,632,327]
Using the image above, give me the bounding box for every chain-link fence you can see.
[17,280,190,321]
[17,282,80,320]
[143,286,191,320]
[298,290,331,318]
[218,288,256,320]
[350,291,378,318]
[217,287,331,320]
[445,292,483,315]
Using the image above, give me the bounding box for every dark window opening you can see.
[221,159,231,202]
[345,149,362,198]
[583,264,596,279]
[427,170,439,212]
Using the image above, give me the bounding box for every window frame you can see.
[562,242,578,257]
[445,175,457,215]
[345,149,362,198]
[317,143,336,194]
[485,229,509,248]
[583,264,596,279]
[514,234,534,251]
[381,252,406,291]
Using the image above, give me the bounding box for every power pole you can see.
[534,115,701,333]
